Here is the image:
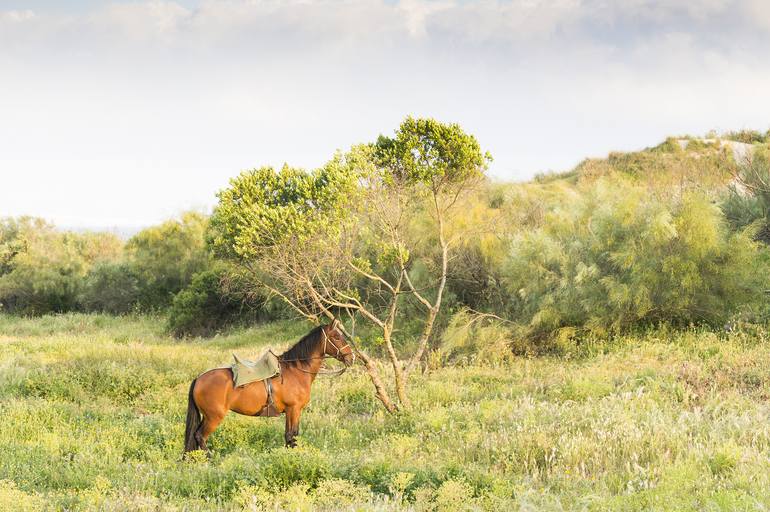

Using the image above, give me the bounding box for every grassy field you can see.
[3,315,770,510]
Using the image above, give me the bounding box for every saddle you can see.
[231,350,282,417]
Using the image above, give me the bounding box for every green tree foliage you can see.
[167,264,244,337]
[0,217,33,275]
[368,116,491,364]
[208,158,364,329]
[2,127,769,361]
[210,117,491,411]
[79,262,142,314]
[209,163,358,260]
[126,212,210,310]
[0,218,122,314]
[504,177,767,346]
[439,186,508,312]
[0,212,215,316]
[442,180,580,315]
[373,116,490,187]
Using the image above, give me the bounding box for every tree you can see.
[167,264,244,338]
[126,211,210,310]
[209,117,491,412]
[79,262,142,314]
[0,217,123,314]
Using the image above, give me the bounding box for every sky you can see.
[2,0,770,229]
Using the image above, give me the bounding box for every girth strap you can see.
[258,377,280,417]
[265,378,274,407]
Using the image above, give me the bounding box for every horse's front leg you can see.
[284,405,302,448]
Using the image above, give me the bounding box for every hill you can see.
[535,134,760,195]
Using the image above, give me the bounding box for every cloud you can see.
[91,1,193,40]
[2,0,770,225]
[0,9,35,22]
[0,1,766,61]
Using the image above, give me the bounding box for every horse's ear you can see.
[330,318,340,330]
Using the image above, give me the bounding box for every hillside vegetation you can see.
[2,128,769,350]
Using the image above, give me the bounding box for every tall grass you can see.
[2,314,770,510]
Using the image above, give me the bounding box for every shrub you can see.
[79,262,142,314]
[312,479,373,509]
[235,479,372,512]
[126,211,210,310]
[0,213,215,315]
[261,443,331,489]
[707,445,740,477]
[722,129,768,144]
[0,218,122,314]
[721,146,770,244]
[166,265,245,337]
[504,177,768,347]
[435,309,513,365]
[413,479,477,512]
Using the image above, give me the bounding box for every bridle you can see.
[280,326,356,376]
[323,327,356,362]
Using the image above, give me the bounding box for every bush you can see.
[79,262,142,314]
[166,265,244,337]
[435,309,513,365]
[126,211,210,310]
[261,443,332,489]
[503,177,768,346]
[0,218,122,315]
[722,129,769,144]
[0,214,213,315]
[721,147,770,244]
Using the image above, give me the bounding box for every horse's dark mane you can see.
[279,325,324,366]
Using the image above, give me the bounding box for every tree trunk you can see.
[406,240,449,375]
[354,348,398,413]
[383,329,410,407]
[406,306,439,375]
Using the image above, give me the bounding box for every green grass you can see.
[3,314,770,510]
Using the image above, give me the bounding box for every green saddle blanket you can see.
[231,350,281,388]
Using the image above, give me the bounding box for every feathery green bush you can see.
[167,265,247,338]
[504,177,768,346]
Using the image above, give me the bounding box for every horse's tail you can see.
[183,378,201,453]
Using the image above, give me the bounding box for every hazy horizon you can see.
[3,0,770,227]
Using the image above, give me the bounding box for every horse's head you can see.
[323,319,355,366]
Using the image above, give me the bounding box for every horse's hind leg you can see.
[198,410,225,452]
[191,368,233,453]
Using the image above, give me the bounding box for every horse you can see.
[183,319,355,453]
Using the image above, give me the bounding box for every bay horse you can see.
[183,319,354,453]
